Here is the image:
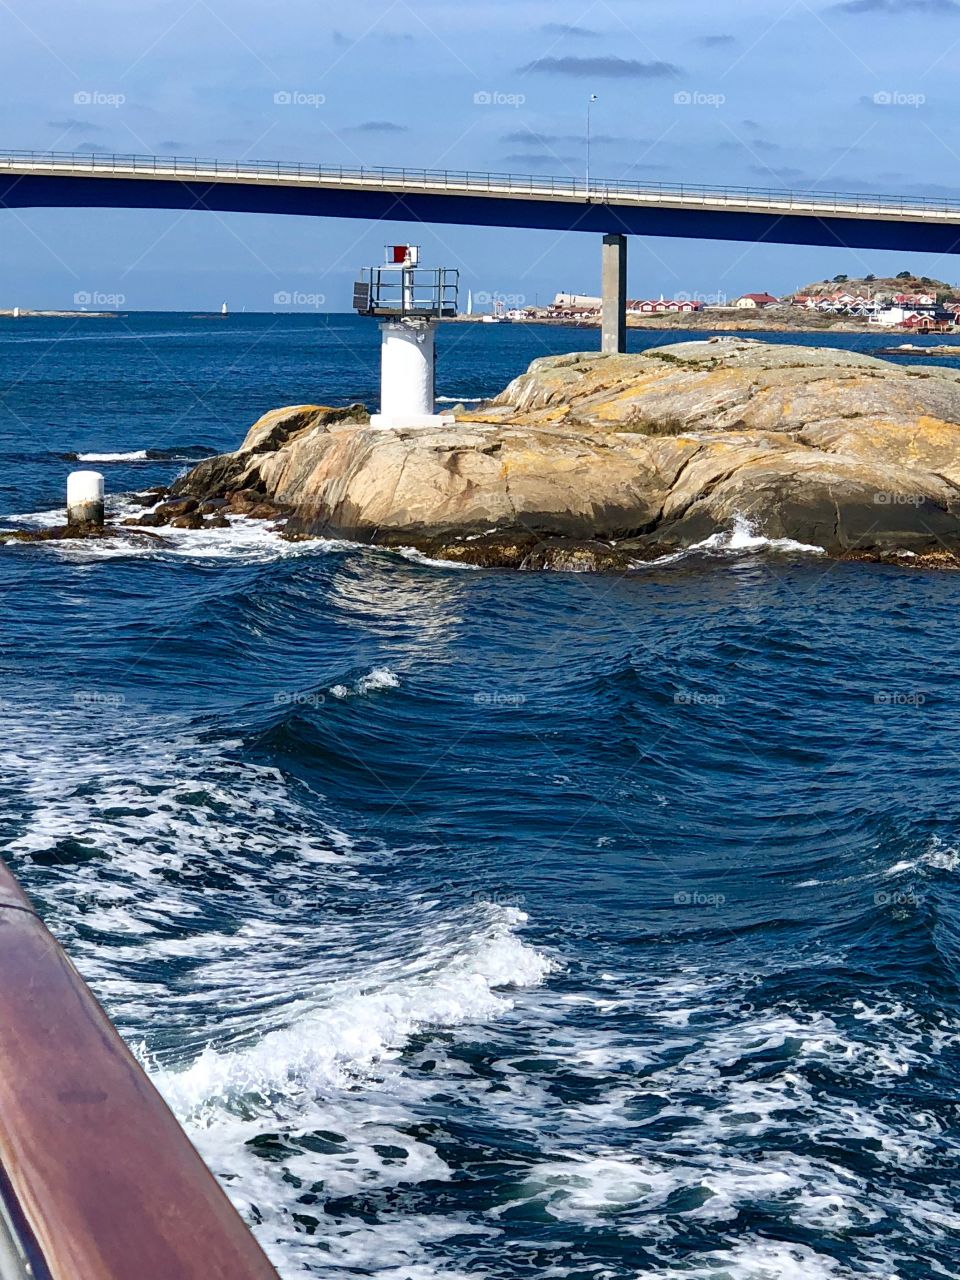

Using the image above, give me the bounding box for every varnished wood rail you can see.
[0,863,280,1280]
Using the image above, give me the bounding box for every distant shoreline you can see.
[0,310,955,339]
[0,310,122,318]
[448,313,918,335]
[0,310,234,319]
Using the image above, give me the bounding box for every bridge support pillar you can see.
[601,233,627,354]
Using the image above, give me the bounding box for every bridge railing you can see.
[0,148,958,217]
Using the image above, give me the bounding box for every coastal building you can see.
[735,292,779,309]
[899,309,955,333]
[871,302,955,329]
[552,293,601,312]
[627,298,703,314]
[549,293,705,320]
[791,291,883,317]
[871,306,916,327]
[894,292,936,306]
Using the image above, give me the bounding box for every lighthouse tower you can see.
[354,246,459,430]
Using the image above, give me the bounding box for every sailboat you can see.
[466,289,473,317]
[221,301,229,317]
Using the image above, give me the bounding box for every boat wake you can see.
[0,706,557,1278]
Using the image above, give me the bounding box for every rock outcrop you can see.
[170,339,960,568]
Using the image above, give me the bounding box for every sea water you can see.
[1,314,959,1278]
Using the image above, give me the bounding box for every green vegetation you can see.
[624,410,692,436]
[643,349,711,369]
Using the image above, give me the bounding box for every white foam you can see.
[0,700,565,1276]
[154,906,555,1117]
[76,450,149,462]
[356,666,400,694]
[394,546,481,570]
[884,835,959,877]
[6,507,357,565]
[5,496,476,571]
[0,700,952,1277]
[2,506,64,527]
[690,513,826,557]
[330,667,400,699]
[643,1239,856,1279]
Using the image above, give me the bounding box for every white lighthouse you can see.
[354,246,459,430]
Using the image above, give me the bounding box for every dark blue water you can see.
[2,315,960,1279]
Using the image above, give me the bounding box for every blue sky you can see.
[2,0,960,308]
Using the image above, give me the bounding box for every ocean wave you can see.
[454,967,958,1276]
[330,667,401,699]
[61,445,216,463]
[645,1239,857,1279]
[152,905,554,1116]
[394,546,481,570]
[615,515,829,570]
[12,507,358,565]
[0,701,559,1277]
[883,835,959,878]
[76,449,149,462]
[690,514,826,557]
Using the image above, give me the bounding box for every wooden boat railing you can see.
[0,862,280,1280]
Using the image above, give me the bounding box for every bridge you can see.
[3,148,960,351]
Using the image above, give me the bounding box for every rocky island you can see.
[156,339,960,571]
[9,338,960,570]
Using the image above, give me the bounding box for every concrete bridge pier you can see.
[601,233,628,354]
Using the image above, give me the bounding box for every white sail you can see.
[466,289,473,316]
[221,301,228,316]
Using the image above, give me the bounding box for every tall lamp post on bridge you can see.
[586,94,598,193]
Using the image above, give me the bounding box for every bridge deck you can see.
[2,149,959,253]
[0,149,958,221]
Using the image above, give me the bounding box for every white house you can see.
[870,306,917,327]
[735,292,779,309]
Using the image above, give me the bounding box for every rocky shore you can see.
[12,339,960,571]
[452,313,873,334]
[159,339,960,570]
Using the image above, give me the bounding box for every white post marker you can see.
[357,245,457,431]
[372,319,454,429]
[66,470,105,527]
